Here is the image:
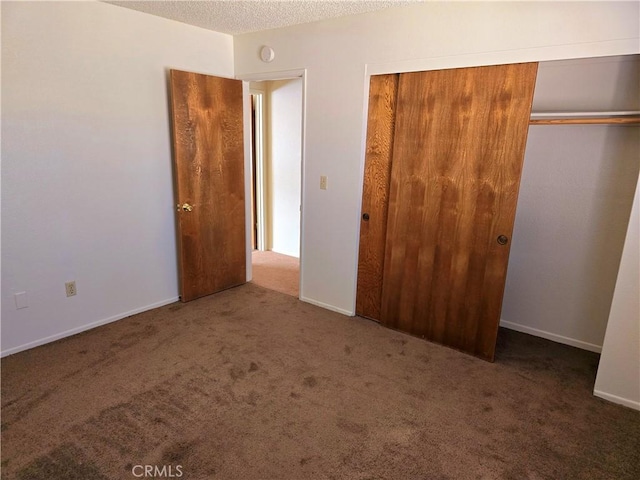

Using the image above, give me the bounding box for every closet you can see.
[501,55,639,352]
[357,62,538,361]
[356,57,640,361]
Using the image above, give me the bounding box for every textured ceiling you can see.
[104,0,416,35]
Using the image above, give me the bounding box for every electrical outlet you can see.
[320,175,328,190]
[65,281,77,297]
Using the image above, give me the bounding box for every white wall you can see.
[594,177,640,410]
[501,56,640,351]
[266,79,302,257]
[234,1,639,316]
[1,1,234,355]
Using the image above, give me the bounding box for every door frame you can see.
[250,86,267,251]
[237,69,307,295]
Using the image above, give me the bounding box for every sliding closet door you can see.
[380,63,538,360]
[356,74,398,320]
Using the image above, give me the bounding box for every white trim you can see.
[249,84,266,94]
[364,39,639,77]
[250,90,268,251]
[300,295,353,317]
[0,296,180,358]
[242,81,253,281]
[237,68,307,82]
[270,248,299,258]
[593,389,640,411]
[298,72,308,300]
[500,319,602,353]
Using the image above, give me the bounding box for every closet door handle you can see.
[362,213,370,221]
[497,235,509,245]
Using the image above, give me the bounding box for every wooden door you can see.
[380,63,538,360]
[169,70,246,302]
[356,74,398,320]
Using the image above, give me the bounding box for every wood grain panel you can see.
[381,63,538,360]
[170,70,246,302]
[356,74,399,320]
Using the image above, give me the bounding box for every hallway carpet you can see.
[1,284,639,479]
[251,250,299,297]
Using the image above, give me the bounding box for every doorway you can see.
[249,78,303,298]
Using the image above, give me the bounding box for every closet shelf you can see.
[529,111,640,125]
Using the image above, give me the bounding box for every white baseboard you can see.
[500,319,602,353]
[299,296,353,316]
[593,389,640,411]
[1,296,180,358]
[269,248,300,259]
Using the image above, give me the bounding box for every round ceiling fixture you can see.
[260,46,275,63]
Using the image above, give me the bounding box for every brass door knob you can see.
[177,203,193,212]
[497,235,509,245]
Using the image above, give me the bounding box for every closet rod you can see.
[530,110,640,118]
[529,111,640,125]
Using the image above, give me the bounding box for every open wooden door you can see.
[169,70,246,302]
[357,63,538,360]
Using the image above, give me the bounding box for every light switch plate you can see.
[15,292,28,309]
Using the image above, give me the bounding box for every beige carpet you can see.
[1,284,639,479]
[251,250,299,297]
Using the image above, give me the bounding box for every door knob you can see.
[177,203,193,212]
[362,213,370,221]
[497,235,509,245]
